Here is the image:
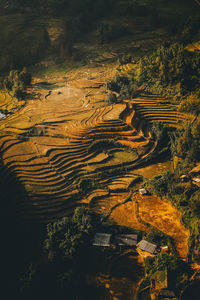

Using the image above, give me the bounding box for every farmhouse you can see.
[93,233,112,247]
[137,240,157,254]
[0,112,6,120]
[193,177,200,183]
[161,246,169,253]
[139,188,148,195]
[114,234,137,247]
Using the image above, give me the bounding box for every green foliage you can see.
[145,253,190,294]
[145,253,181,275]
[145,171,173,198]
[118,53,133,65]
[105,92,117,104]
[147,167,200,262]
[144,253,190,293]
[44,207,96,261]
[77,178,99,195]
[178,94,200,114]
[170,121,200,162]
[146,228,174,249]
[151,121,166,140]
[136,277,150,300]
[132,42,200,97]
[107,76,129,93]
[3,68,32,99]
[107,75,136,99]
[19,67,32,86]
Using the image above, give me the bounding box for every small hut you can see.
[137,240,157,254]
[93,233,112,247]
[114,234,137,247]
[139,188,148,195]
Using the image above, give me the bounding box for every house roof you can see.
[93,233,111,247]
[0,112,6,119]
[138,240,157,254]
[114,234,137,246]
[193,178,200,183]
[139,188,147,195]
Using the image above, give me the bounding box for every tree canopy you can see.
[44,206,97,262]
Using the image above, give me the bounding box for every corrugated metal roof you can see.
[139,188,147,195]
[93,233,111,247]
[115,234,137,246]
[0,112,6,119]
[138,240,157,254]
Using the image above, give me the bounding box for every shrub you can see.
[105,92,117,104]
[151,122,166,140]
[107,76,136,99]
[77,178,97,194]
[178,94,200,114]
[146,171,173,198]
[44,207,96,262]
[170,121,200,162]
[3,68,32,99]
[119,53,133,65]
[146,228,174,248]
[132,42,200,97]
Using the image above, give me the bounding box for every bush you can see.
[151,122,166,140]
[132,42,200,97]
[19,67,32,86]
[3,68,32,99]
[44,207,96,262]
[146,228,174,248]
[170,121,200,162]
[146,171,173,198]
[77,178,97,194]
[105,92,117,104]
[178,94,200,114]
[107,76,136,99]
[119,53,133,65]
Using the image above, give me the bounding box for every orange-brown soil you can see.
[109,193,190,258]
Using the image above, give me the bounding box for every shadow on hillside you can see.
[0,159,45,299]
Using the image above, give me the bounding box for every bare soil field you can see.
[109,193,189,258]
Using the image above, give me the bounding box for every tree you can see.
[3,68,32,99]
[44,207,96,262]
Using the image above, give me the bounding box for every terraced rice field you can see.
[0,56,192,237]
